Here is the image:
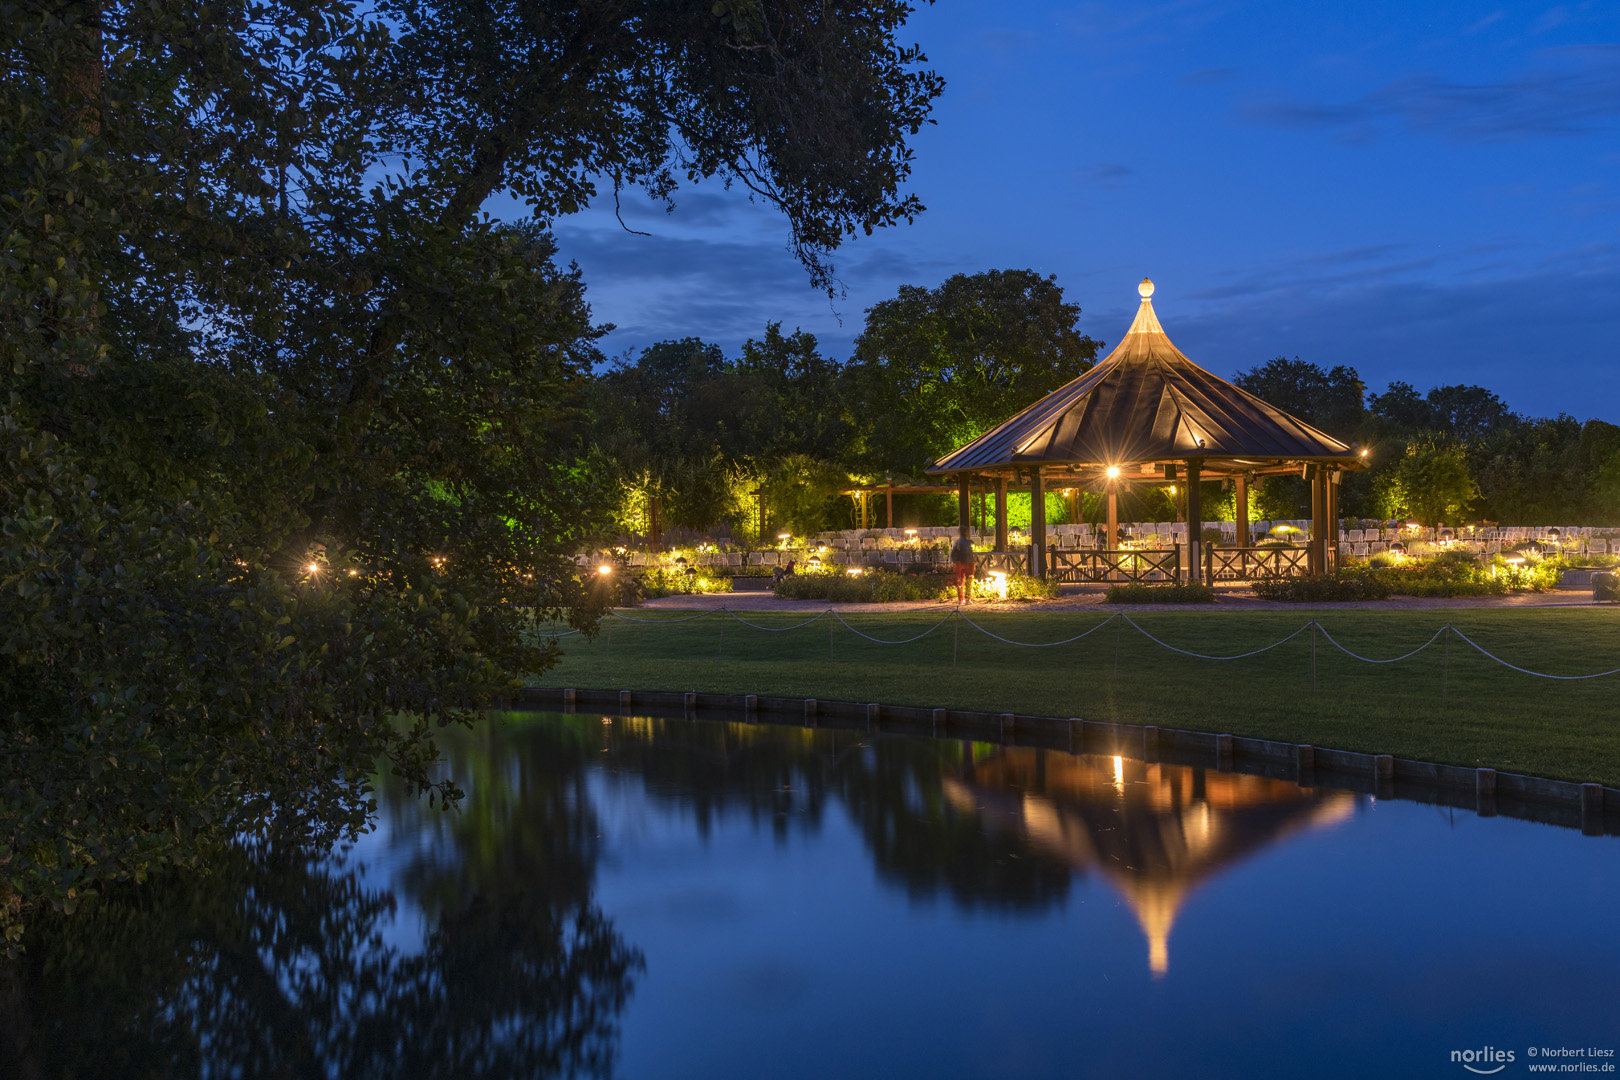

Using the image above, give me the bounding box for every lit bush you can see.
[1251,573,1393,602]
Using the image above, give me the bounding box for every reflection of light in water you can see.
[961,751,1357,978]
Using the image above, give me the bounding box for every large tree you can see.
[1,0,943,944]
[846,269,1102,475]
[1233,356,1366,440]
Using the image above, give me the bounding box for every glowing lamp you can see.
[597,565,612,575]
[1106,466,1120,479]
[306,562,319,574]
[990,570,1009,600]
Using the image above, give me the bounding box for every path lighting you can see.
[991,570,1009,599]
[676,556,688,566]
[597,564,612,576]
[849,566,865,577]
[808,556,821,568]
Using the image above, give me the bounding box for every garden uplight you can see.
[991,570,1009,599]
[597,565,612,576]
[306,562,320,575]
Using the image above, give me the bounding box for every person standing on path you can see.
[950,527,975,605]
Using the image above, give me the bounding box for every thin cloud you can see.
[1241,46,1620,142]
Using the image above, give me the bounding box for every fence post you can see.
[1442,625,1449,707]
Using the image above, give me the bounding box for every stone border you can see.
[517,686,1620,838]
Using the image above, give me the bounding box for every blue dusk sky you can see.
[512,1,1620,421]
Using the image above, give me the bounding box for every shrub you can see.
[971,573,1061,601]
[638,567,732,598]
[772,568,947,603]
[1105,582,1216,603]
[1251,574,1392,602]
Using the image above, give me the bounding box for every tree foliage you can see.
[846,269,1101,474]
[1,0,943,943]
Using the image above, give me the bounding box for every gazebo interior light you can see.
[1106,466,1120,479]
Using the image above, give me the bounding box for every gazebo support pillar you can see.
[1186,460,1203,585]
[995,477,1008,552]
[1106,487,1118,550]
[1030,467,1047,580]
[1236,473,1250,549]
[886,478,894,530]
[1326,469,1340,572]
[1309,466,1329,575]
[957,476,971,535]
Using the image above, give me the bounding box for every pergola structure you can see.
[926,279,1367,584]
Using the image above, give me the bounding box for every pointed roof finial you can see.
[1127,277,1165,335]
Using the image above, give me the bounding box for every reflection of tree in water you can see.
[3,716,642,1080]
[584,717,1353,972]
[593,717,1074,912]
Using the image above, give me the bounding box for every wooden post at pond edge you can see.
[995,476,1009,552]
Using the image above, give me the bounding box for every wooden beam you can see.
[1030,467,1047,580]
[1235,473,1250,549]
[995,477,1009,552]
[1186,459,1203,585]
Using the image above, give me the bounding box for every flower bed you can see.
[772,568,1059,603]
[1251,573,1393,602]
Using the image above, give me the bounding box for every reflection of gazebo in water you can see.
[926,279,1367,584]
[943,748,1355,976]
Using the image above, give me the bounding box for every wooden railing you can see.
[974,550,1029,576]
[1206,544,1318,581]
[1049,547,1180,583]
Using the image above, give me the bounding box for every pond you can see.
[7,712,1618,1079]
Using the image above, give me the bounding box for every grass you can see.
[538,607,1620,786]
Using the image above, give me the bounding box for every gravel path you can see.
[640,584,1607,615]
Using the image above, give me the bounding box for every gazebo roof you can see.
[928,279,1363,477]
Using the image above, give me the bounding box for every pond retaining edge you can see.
[515,686,1620,837]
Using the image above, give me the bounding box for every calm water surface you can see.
[9,711,1618,1079]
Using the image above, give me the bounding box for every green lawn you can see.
[535,606,1620,786]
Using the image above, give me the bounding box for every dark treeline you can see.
[595,297,1620,537]
[591,269,1100,538]
[1234,357,1620,525]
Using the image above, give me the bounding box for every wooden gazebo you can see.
[926,278,1367,584]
